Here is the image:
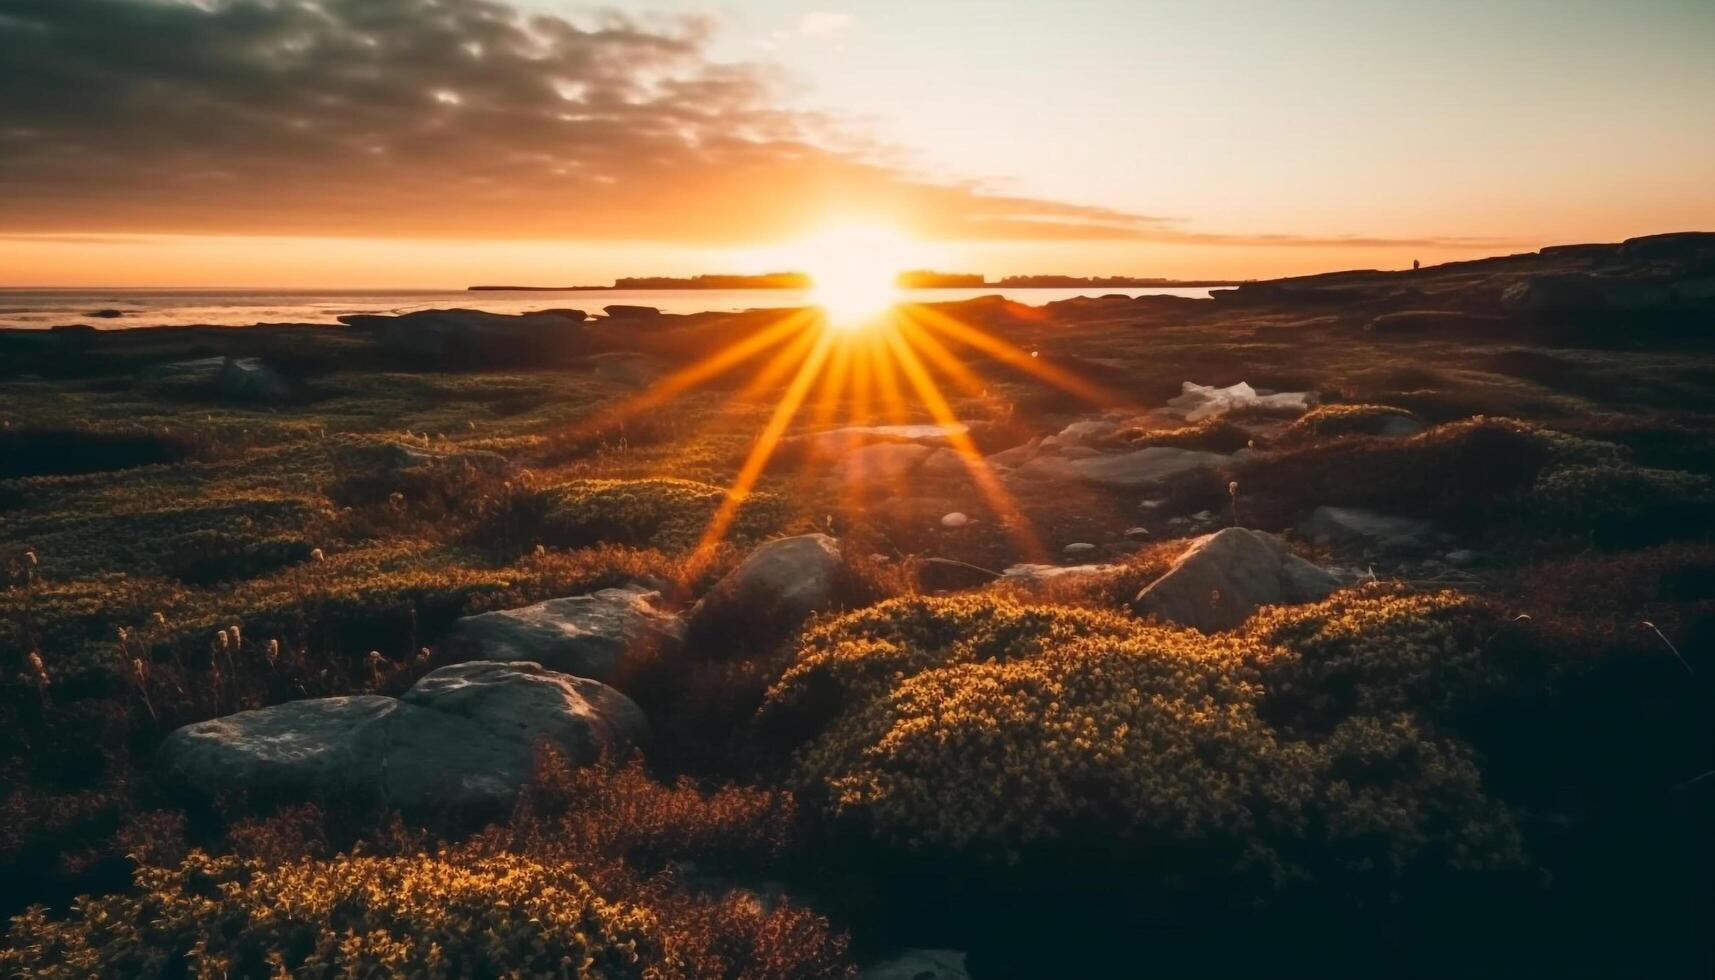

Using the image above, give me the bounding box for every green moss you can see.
[538,477,786,552]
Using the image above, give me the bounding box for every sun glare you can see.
[798,225,910,328]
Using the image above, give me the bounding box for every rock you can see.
[1299,506,1438,555]
[919,448,969,480]
[1445,549,1480,566]
[940,511,970,528]
[689,533,845,644]
[217,356,290,403]
[835,442,935,484]
[1067,446,1229,489]
[1063,542,1097,555]
[1001,562,1122,585]
[140,356,227,384]
[159,663,644,815]
[1166,381,1312,421]
[1132,527,1339,632]
[602,305,661,319]
[86,308,125,318]
[158,695,401,802]
[1138,498,1166,510]
[1124,526,1151,539]
[391,661,646,810]
[983,439,1042,469]
[1045,416,1125,446]
[1500,274,1608,315]
[812,423,968,452]
[340,308,585,359]
[140,356,289,403]
[442,585,684,681]
[861,948,971,980]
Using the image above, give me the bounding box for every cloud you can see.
[797,11,854,38]
[0,0,1489,250]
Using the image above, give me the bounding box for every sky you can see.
[1,0,1712,287]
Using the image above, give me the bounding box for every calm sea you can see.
[0,286,1216,330]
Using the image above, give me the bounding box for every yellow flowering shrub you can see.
[1245,587,1520,731]
[2,849,665,979]
[760,594,1143,742]
[767,593,1523,881]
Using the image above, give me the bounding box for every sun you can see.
[796,225,911,328]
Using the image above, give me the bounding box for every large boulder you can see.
[1066,446,1229,489]
[1132,527,1339,632]
[441,585,684,680]
[158,662,644,815]
[157,695,400,802]
[689,533,845,645]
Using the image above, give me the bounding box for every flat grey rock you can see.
[443,585,683,681]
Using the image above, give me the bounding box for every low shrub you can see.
[762,593,1524,888]
[1236,416,1620,529]
[1527,463,1714,546]
[2,849,669,978]
[2,757,856,980]
[1280,403,1420,442]
[1245,587,1533,734]
[1123,417,1254,452]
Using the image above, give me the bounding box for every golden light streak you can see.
[694,326,838,556]
[903,304,1135,410]
[554,308,816,445]
[881,322,1046,561]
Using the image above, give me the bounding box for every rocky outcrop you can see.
[1065,446,1230,489]
[442,585,684,681]
[688,533,845,645]
[1132,527,1339,632]
[339,308,585,360]
[140,355,288,403]
[602,305,662,319]
[1298,506,1439,556]
[158,662,644,815]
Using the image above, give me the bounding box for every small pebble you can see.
[1124,526,1151,540]
[1063,542,1097,555]
[1192,509,1215,521]
[1445,549,1479,566]
[940,512,970,528]
[1138,499,1166,510]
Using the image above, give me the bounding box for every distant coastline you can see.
[470,272,1251,291]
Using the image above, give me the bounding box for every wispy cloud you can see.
[0,0,1488,250]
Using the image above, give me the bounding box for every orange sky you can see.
[2,0,1711,287]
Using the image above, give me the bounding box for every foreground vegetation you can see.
[3,244,1713,976]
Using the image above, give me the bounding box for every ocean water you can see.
[0,286,1216,329]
